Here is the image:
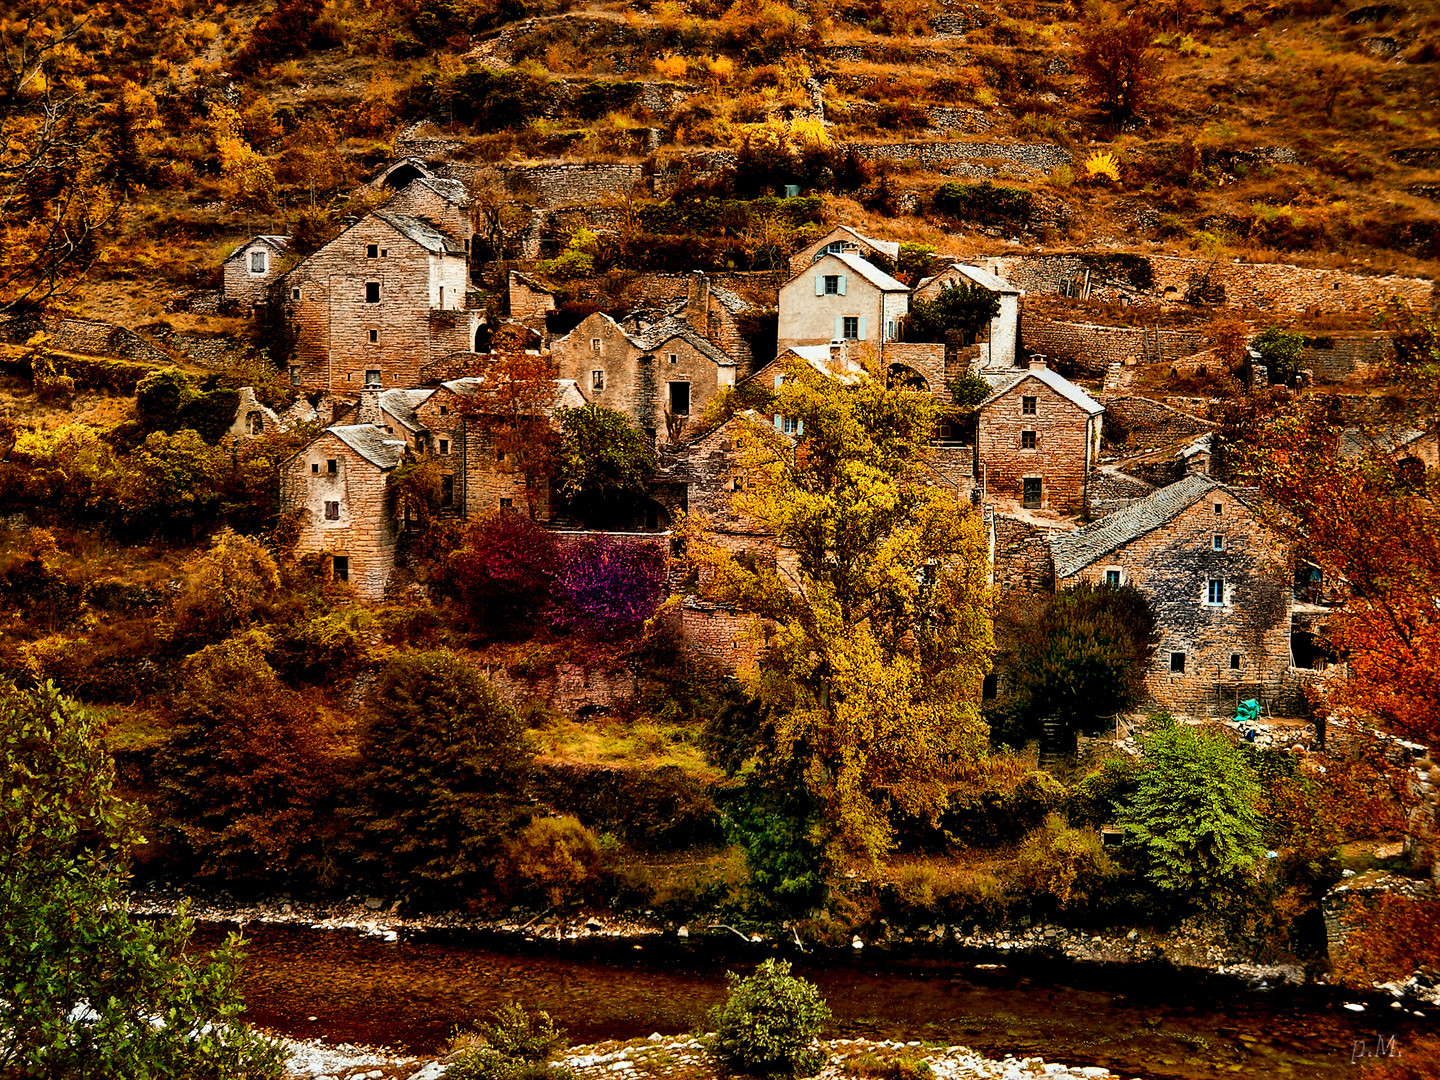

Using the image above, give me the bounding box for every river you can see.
[189,922,1429,1079]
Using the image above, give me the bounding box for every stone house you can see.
[383,176,473,252]
[788,224,900,277]
[225,386,318,441]
[973,358,1103,516]
[1047,474,1296,714]
[281,211,479,393]
[553,311,737,445]
[1339,423,1439,483]
[278,424,407,601]
[913,263,1021,369]
[222,235,290,311]
[776,251,910,351]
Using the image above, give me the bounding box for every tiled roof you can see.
[979,366,1104,416]
[917,263,1018,295]
[373,211,465,255]
[708,283,754,313]
[636,317,735,367]
[379,388,434,432]
[226,234,291,261]
[1049,474,1225,578]
[1338,423,1427,460]
[821,250,910,292]
[329,424,408,469]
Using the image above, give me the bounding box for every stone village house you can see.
[913,263,1022,369]
[777,251,910,352]
[221,235,291,313]
[788,224,900,277]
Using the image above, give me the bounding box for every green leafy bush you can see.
[1012,813,1116,913]
[709,959,830,1077]
[448,1003,574,1080]
[901,283,1001,345]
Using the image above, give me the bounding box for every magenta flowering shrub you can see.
[555,534,667,632]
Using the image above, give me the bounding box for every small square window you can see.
[1207,578,1225,605]
[824,275,840,295]
[439,439,450,455]
[1230,653,1242,670]
[439,405,448,416]
[669,353,678,365]
[365,282,380,304]
[327,459,337,474]
[332,555,349,581]
[591,338,602,353]
[592,370,605,391]
[1214,501,1223,515]
[1213,534,1224,551]
[324,500,340,520]
[311,462,319,474]
[368,329,378,344]
[292,287,301,300]
[1021,430,1036,449]
[1022,395,1037,415]
[289,366,301,386]
[366,244,378,258]
[782,416,800,435]
[380,249,387,258]
[1170,651,1186,674]
[1106,569,1121,586]
[842,316,859,339]
[365,370,381,387]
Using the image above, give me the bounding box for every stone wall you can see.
[1022,312,1210,374]
[881,341,950,396]
[853,140,1073,176]
[1299,332,1394,384]
[441,161,646,208]
[976,368,1097,515]
[148,327,253,370]
[678,599,764,673]
[0,314,173,366]
[508,271,557,320]
[1101,396,1212,455]
[1088,469,1157,517]
[487,663,640,716]
[990,252,1436,314]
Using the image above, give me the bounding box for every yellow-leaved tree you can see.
[683,349,993,871]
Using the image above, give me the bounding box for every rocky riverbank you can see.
[279,1033,1129,1080]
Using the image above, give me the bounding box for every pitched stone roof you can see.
[226,234,291,262]
[831,224,901,260]
[1049,474,1228,578]
[379,388,435,432]
[823,250,910,292]
[329,424,408,469]
[917,263,1019,295]
[413,177,469,205]
[636,316,736,367]
[708,282,754,313]
[1338,423,1427,460]
[979,366,1104,416]
[373,211,465,255]
[439,377,584,416]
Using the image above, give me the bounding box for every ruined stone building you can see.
[776,251,910,351]
[552,310,737,445]
[1047,474,1297,713]
[913,263,1022,369]
[281,211,479,393]
[222,235,291,312]
[278,424,407,601]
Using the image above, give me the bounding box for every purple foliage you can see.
[556,534,668,632]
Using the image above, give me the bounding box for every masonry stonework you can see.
[977,370,1098,515]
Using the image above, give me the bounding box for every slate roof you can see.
[709,283,753,313]
[1049,474,1228,578]
[373,211,466,255]
[635,316,736,368]
[226,234,291,262]
[979,366,1104,416]
[1338,423,1427,460]
[828,224,901,260]
[917,262,1019,295]
[413,177,469,205]
[378,388,435,432]
[329,424,408,469]
[819,250,910,292]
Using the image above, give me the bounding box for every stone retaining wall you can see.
[0,314,174,366]
[853,140,1073,176]
[440,161,647,208]
[1101,396,1212,454]
[1021,312,1209,373]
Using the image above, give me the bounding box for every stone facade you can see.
[508,271,557,322]
[1021,312,1210,375]
[553,312,736,445]
[1101,396,1212,457]
[383,177,472,247]
[1050,476,1296,715]
[222,235,290,312]
[788,225,900,278]
[778,251,909,350]
[439,161,646,208]
[282,212,478,392]
[278,426,404,601]
[915,264,1020,368]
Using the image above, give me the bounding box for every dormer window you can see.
[249,249,267,273]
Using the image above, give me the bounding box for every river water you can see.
[190,922,1430,1079]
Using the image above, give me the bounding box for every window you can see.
[1023,477,1042,509]
[292,287,301,300]
[439,439,450,455]
[332,556,349,581]
[886,320,896,340]
[499,497,513,509]
[669,353,678,365]
[1213,534,1224,551]
[842,316,859,339]
[439,286,444,307]
[1170,651,1186,674]
[327,459,337,474]
[311,463,319,474]
[366,244,378,258]
[1214,501,1223,515]
[1207,578,1225,605]
[289,366,301,386]
[1230,653,1242,670]
[591,338,602,353]
[1021,430,1037,449]
[439,405,448,416]
[669,381,690,416]
[825,241,845,253]
[1022,395,1037,415]
[365,369,381,387]
[440,475,454,507]
[249,249,267,273]
[782,416,800,435]
[1106,569,1122,586]
[592,370,605,391]
[246,411,264,435]
[324,500,340,520]
[365,282,380,304]
[824,275,840,295]
[368,329,378,344]
[380,249,387,258]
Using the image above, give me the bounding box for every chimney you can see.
[356,386,383,426]
[687,271,710,335]
[1026,353,1048,370]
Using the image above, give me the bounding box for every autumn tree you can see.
[458,330,562,499]
[901,283,1001,345]
[172,528,281,642]
[449,511,560,635]
[556,404,657,527]
[1076,7,1163,121]
[683,349,994,868]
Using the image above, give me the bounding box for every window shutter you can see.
[796,419,804,436]
[834,316,843,340]
[858,316,867,340]
[774,414,783,430]
[815,275,824,296]
[838,275,847,296]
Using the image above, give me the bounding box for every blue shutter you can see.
[858,316,867,340]
[834,316,843,340]
[838,275,847,296]
[814,275,824,296]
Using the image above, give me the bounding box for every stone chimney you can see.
[687,271,710,335]
[1026,353,1048,370]
[355,386,383,426]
